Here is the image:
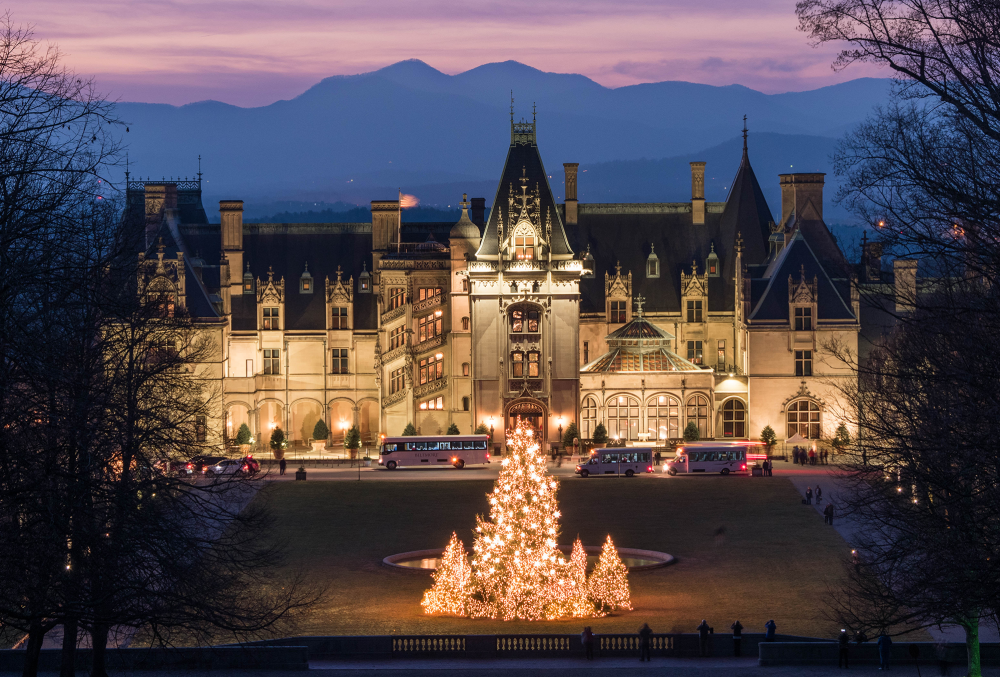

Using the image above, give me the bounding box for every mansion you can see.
[131,114,898,454]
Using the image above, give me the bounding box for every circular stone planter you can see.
[382,545,674,573]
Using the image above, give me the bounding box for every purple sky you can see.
[18,0,882,107]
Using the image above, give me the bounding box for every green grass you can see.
[257,476,853,638]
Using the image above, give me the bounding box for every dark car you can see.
[242,456,260,476]
[189,455,227,475]
[167,460,194,476]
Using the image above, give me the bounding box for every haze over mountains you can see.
[117,60,892,224]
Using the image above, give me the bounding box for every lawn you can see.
[257,475,852,638]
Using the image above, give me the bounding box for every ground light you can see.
[421,419,632,620]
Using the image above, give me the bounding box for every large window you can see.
[417,314,442,342]
[262,306,279,330]
[527,351,540,377]
[610,301,626,323]
[795,350,813,377]
[722,399,746,438]
[419,353,444,385]
[687,340,703,364]
[514,232,535,260]
[511,351,524,377]
[787,400,821,439]
[582,396,598,439]
[418,287,442,301]
[648,395,680,441]
[331,306,348,329]
[263,348,280,375]
[419,396,444,410]
[794,306,813,331]
[607,395,640,441]
[390,367,405,394]
[686,299,703,323]
[390,325,405,350]
[331,348,348,374]
[687,394,709,438]
[511,309,539,333]
[388,287,405,309]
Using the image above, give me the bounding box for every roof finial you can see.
[197,154,202,181]
[742,115,748,155]
[634,294,646,317]
[532,101,536,123]
[736,231,744,255]
[510,91,514,123]
[615,260,622,276]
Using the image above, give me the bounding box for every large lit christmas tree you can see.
[422,419,631,620]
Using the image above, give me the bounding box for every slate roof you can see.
[606,316,675,341]
[476,122,572,259]
[180,223,378,331]
[749,230,856,322]
[143,222,222,322]
[583,316,699,373]
[718,141,774,280]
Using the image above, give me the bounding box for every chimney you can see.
[563,163,579,225]
[219,252,231,316]
[690,162,706,225]
[470,197,486,226]
[371,200,401,252]
[779,173,826,226]
[893,259,918,313]
[220,200,244,295]
[863,240,883,282]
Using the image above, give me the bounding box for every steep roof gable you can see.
[718,129,774,272]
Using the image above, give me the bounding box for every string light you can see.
[422,419,632,620]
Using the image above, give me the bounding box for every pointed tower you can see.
[718,118,775,270]
[467,105,583,453]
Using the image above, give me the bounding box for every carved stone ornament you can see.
[682,262,708,297]
[257,266,285,304]
[781,380,826,410]
[605,261,632,299]
[789,265,818,305]
[326,265,354,305]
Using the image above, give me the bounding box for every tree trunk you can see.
[22,621,47,677]
[59,619,78,677]
[90,623,109,677]
[961,617,982,677]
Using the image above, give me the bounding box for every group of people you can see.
[583,619,780,661]
[792,445,830,465]
[759,458,773,476]
[838,629,896,671]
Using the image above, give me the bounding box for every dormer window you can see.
[299,262,313,294]
[358,263,371,293]
[243,264,253,293]
[582,246,595,279]
[646,243,659,278]
[512,223,535,260]
[794,306,813,331]
[706,243,720,277]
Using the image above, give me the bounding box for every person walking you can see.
[824,503,834,525]
[838,629,850,669]
[279,458,286,476]
[816,485,823,503]
[638,623,652,662]
[809,447,817,465]
[805,487,813,505]
[764,619,776,642]
[793,447,799,464]
[581,626,594,660]
[730,620,743,657]
[877,632,892,670]
[697,620,711,657]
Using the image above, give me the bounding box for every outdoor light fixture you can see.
[435,352,444,359]
[435,310,443,317]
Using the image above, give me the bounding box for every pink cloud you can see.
[14,0,886,106]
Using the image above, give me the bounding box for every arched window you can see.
[462,362,470,376]
[511,351,524,377]
[582,396,598,439]
[687,394,709,438]
[722,399,746,438]
[607,395,640,441]
[462,316,470,330]
[787,400,821,439]
[512,223,535,260]
[647,395,679,441]
[462,396,470,411]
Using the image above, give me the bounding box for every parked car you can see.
[206,459,243,476]
[242,456,260,476]
[190,456,227,474]
[166,460,194,476]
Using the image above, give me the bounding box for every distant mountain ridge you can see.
[116,60,889,221]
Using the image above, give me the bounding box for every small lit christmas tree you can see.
[543,537,599,620]
[588,535,633,614]
[421,532,471,616]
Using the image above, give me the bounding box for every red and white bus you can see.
[378,435,491,470]
[663,441,765,475]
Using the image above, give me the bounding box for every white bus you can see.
[663,441,764,475]
[575,449,655,478]
[378,435,491,470]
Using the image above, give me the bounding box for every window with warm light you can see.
[717,339,726,368]
[419,354,444,384]
[419,396,444,410]
[514,232,535,260]
[418,287,443,301]
[583,341,589,364]
[417,314,442,342]
[686,299,703,323]
[527,351,540,378]
[787,400,821,438]
[722,399,746,438]
[262,307,279,330]
[606,395,640,440]
[390,367,405,394]
[389,325,405,350]
[582,396,598,438]
[388,287,405,309]
[610,300,626,323]
[462,362,470,376]
[331,348,348,374]
[687,340,703,364]
[687,394,709,438]
[647,395,679,440]
[511,351,524,377]
[331,306,348,329]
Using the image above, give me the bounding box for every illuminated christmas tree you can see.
[588,535,633,614]
[422,419,632,620]
[420,532,471,616]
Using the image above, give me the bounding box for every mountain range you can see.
[116,60,893,224]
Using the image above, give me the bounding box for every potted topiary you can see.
[269,426,286,461]
[236,423,252,455]
[760,424,777,458]
[591,422,609,450]
[311,419,329,454]
[345,424,361,460]
[683,421,700,442]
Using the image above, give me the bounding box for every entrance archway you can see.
[505,398,547,447]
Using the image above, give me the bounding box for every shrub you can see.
[269,426,286,451]
[312,419,330,441]
[345,425,361,450]
[446,423,461,435]
[402,422,417,436]
[832,423,851,452]
[474,423,490,436]
[592,422,608,444]
[236,423,252,445]
[683,421,700,442]
[760,424,777,451]
[562,422,580,448]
